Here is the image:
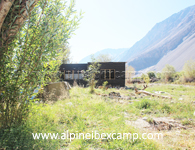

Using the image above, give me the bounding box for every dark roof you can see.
[60,62,126,71]
[88,62,126,64]
[60,64,88,71]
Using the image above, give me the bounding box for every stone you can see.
[66,102,73,106]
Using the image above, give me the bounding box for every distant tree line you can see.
[126,59,195,84]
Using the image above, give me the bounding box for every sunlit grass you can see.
[1,84,195,149]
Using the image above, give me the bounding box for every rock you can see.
[66,102,73,106]
[109,92,121,97]
[119,100,124,104]
[125,119,151,129]
[142,117,148,121]
[155,91,165,94]
[43,82,71,101]
[179,98,184,101]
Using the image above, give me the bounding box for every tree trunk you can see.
[0,0,15,30]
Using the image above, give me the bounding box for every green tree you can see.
[84,57,101,93]
[102,81,108,91]
[156,72,162,79]
[60,45,71,64]
[126,65,135,84]
[141,73,150,84]
[147,71,156,79]
[0,0,82,129]
[183,59,195,81]
[161,64,176,82]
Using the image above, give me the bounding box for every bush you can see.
[147,71,156,79]
[102,81,108,91]
[155,72,162,79]
[182,59,195,82]
[84,57,101,93]
[141,74,150,84]
[0,0,82,129]
[161,64,176,82]
[160,104,172,114]
[136,99,151,109]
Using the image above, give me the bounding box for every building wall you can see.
[59,62,126,87]
[94,62,125,87]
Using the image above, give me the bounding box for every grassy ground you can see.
[1,84,195,149]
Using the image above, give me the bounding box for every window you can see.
[79,74,83,79]
[74,74,78,79]
[64,70,77,80]
[101,69,115,80]
[101,70,105,79]
[64,70,71,80]
[111,69,114,79]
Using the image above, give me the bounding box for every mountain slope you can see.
[79,48,128,63]
[153,32,195,71]
[122,5,195,71]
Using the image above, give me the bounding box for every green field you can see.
[1,84,195,149]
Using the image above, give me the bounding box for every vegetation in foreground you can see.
[0,86,161,149]
[1,84,195,149]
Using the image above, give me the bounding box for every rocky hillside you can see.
[123,5,195,71]
[79,48,128,63]
[79,5,195,71]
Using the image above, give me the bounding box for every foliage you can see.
[182,59,195,82]
[161,64,176,82]
[135,99,152,109]
[160,103,172,114]
[155,72,162,79]
[96,54,112,62]
[60,45,71,64]
[102,81,108,91]
[141,73,147,80]
[1,84,195,149]
[141,74,150,84]
[147,71,156,79]
[84,57,101,93]
[0,0,82,129]
[1,87,163,149]
[126,65,135,84]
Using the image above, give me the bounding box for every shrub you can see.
[147,71,156,79]
[84,57,101,93]
[182,59,195,82]
[136,99,151,109]
[155,72,162,79]
[141,74,150,84]
[0,0,82,129]
[102,81,108,91]
[160,104,172,114]
[161,64,176,82]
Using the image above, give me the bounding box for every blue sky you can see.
[69,0,195,63]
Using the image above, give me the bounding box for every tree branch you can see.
[0,0,15,30]
[2,0,39,43]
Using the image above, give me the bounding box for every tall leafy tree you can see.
[84,57,101,93]
[0,0,82,128]
[161,64,176,82]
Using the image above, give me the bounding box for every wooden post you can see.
[64,70,65,80]
[72,70,74,79]
[67,70,70,79]
[109,69,111,80]
[104,69,106,80]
